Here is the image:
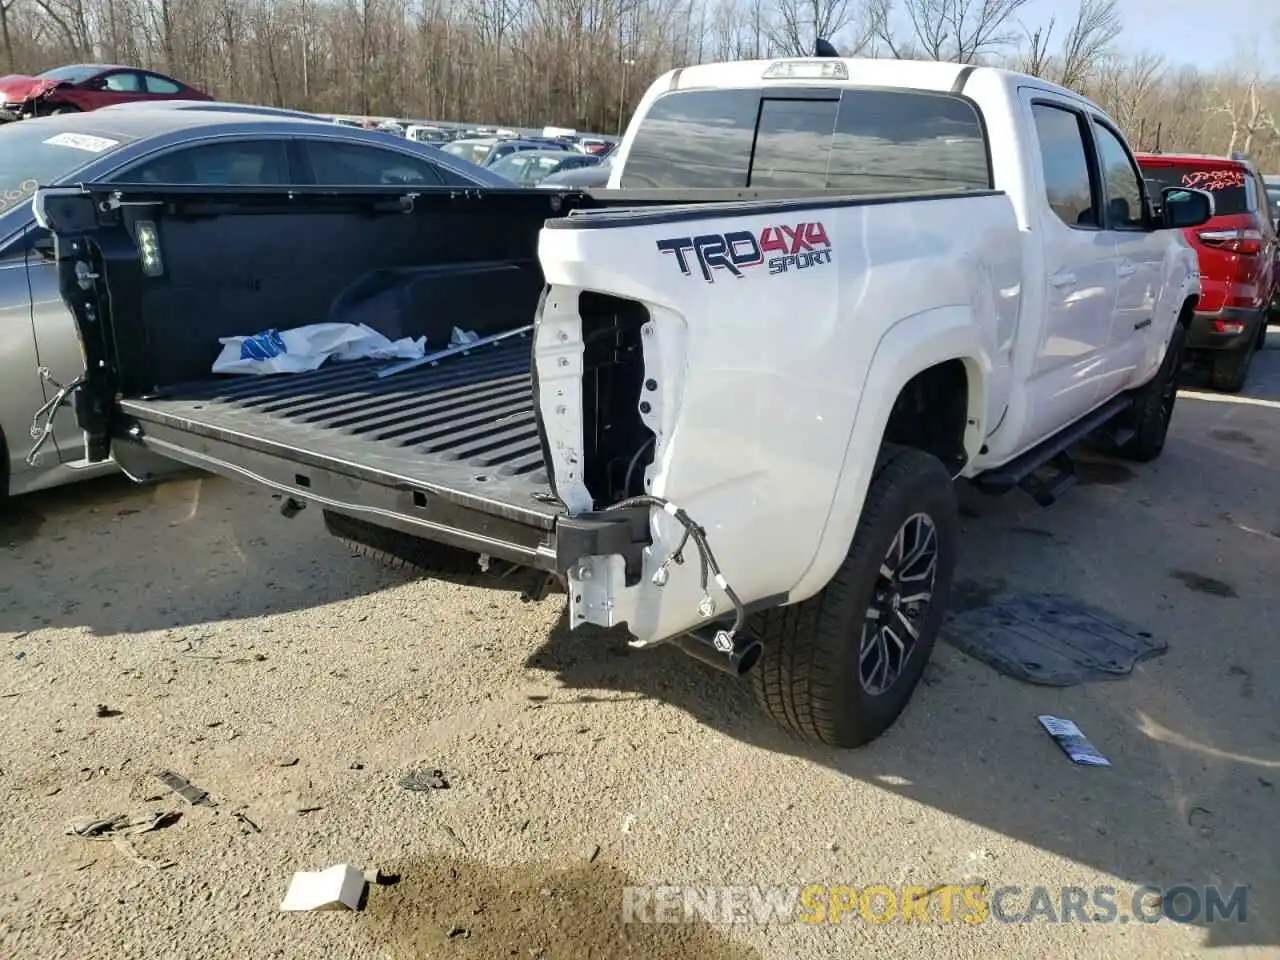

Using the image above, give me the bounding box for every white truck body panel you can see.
[546,56,1200,640]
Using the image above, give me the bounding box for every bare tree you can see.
[874,0,1029,63]
[1216,74,1279,156]
[0,0,18,73]
[0,0,1276,170]
[768,0,870,57]
[1056,0,1118,88]
[1019,0,1119,88]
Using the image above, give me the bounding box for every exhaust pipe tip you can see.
[672,628,763,677]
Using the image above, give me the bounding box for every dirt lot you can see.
[2,342,1278,960]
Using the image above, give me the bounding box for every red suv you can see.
[1136,153,1278,392]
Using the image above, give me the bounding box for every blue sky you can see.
[1017,0,1269,68]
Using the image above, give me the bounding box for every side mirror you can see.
[1161,187,1214,230]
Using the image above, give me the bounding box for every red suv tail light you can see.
[1197,228,1263,256]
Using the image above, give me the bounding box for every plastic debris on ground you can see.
[1038,715,1111,766]
[66,811,181,840]
[398,767,449,792]
[213,322,426,376]
[155,768,213,806]
[944,592,1165,686]
[280,863,367,912]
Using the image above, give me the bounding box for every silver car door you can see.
[0,226,49,490]
[26,222,88,466]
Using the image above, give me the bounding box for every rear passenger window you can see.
[304,141,444,186]
[750,99,838,188]
[619,89,758,188]
[828,89,990,194]
[144,75,183,95]
[1032,104,1098,228]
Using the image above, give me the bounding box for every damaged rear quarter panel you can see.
[536,194,1015,645]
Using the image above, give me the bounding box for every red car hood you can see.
[0,75,62,100]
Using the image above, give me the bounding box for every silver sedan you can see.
[0,106,507,497]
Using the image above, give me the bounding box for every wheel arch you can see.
[1177,294,1197,327]
[787,305,988,604]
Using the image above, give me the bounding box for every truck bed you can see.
[119,337,566,563]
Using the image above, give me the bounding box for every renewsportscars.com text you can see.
[620,883,1248,926]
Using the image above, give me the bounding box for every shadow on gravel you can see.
[358,853,760,960]
[0,472,430,636]
[527,352,1280,951]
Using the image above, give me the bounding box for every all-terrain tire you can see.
[1112,321,1187,462]
[323,509,481,577]
[1209,340,1252,393]
[749,445,959,748]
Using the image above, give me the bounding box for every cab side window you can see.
[1091,122,1145,229]
[1031,103,1099,228]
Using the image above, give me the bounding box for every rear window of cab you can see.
[620,86,992,195]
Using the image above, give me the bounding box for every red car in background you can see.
[0,64,211,122]
[1136,152,1278,392]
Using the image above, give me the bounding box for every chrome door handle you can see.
[1049,271,1077,289]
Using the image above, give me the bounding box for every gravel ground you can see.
[1,341,1278,960]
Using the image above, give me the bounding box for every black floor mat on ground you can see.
[942,592,1167,686]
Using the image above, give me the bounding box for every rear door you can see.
[0,227,45,488]
[1022,97,1117,438]
[1088,117,1165,395]
[83,70,150,109]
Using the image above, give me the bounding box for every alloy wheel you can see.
[859,512,939,696]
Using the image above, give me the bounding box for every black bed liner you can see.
[118,338,570,564]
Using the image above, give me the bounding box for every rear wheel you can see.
[1209,341,1253,393]
[750,445,958,748]
[323,509,482,577]
[1112,322,1186,462]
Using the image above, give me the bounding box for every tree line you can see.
[1,0,1278,169]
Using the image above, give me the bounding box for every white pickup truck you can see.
[33,56,1212,748]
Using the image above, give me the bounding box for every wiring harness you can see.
[602,494,746,652]
[26,368,85,467]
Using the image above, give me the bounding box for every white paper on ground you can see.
[279,863,366,912]
[213,322,426,376]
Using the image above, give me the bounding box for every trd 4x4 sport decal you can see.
[656,222,832,282]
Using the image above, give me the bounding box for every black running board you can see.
[971,394,1133,505]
